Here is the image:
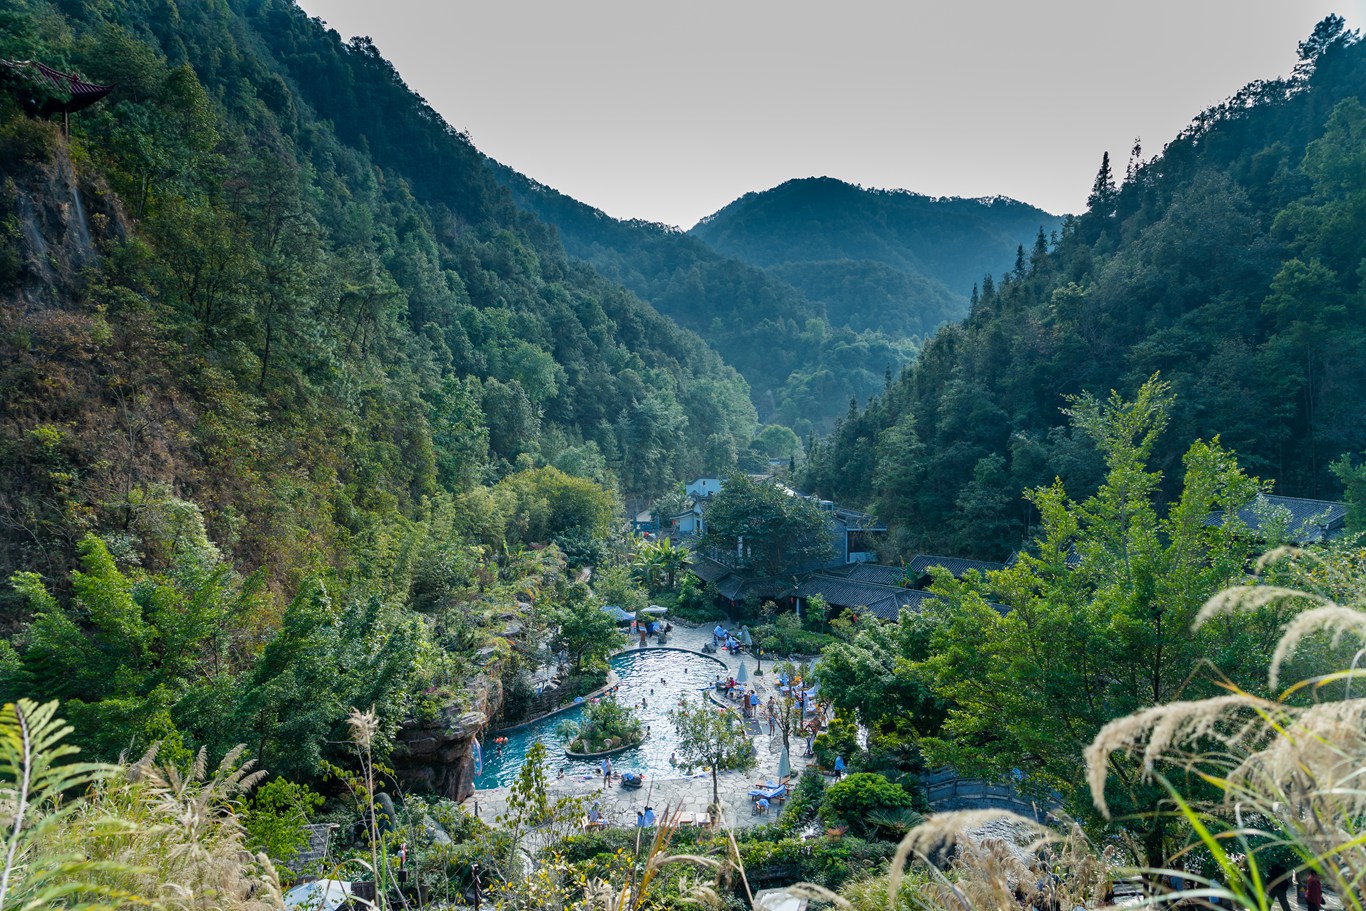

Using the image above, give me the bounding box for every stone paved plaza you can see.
[467,622,818,831]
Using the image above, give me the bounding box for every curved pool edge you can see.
[492,646,728,736]
[491,669,621,735]
[611,643,729,669]
[564,735,647,760]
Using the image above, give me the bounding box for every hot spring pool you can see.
[474,648,727,790]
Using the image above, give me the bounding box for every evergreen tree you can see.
[1087,151,1117,214]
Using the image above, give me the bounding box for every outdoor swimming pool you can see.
[474,648,728,790]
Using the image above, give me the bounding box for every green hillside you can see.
[692,176,1063,311]
[0,0,755,764]
[490,164,915,435]
[802,20,1366,558]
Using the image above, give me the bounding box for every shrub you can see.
[775,766,826,835]
[569,698,643,753]
[812,716,861,771]
[671,574,726,623]
[819,772,916,839]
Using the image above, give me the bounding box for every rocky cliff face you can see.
[392,674,502,802]
[3,123,125,310]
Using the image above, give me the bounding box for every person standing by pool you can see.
[602,756,613,787]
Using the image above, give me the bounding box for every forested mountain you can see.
[692,176,1063,324]
[0,0,762,763]
[0,0,759,587]
[802,18,1366,559]
[490,164,914,436]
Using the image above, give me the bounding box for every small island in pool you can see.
[562,699,645,757]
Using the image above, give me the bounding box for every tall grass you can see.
[820,549,1366,910]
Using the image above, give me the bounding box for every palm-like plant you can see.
[629,538,691,593]
[651,538,690,591]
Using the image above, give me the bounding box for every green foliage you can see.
[920,381,1279,856]
[242,777,323,866]
[753,612,835,657]
[802,31,1366,556]
[551,582,617,672]
[495,466,618,547]
[670,573,724,623]
[818,772,917,839]
[629,536,690,593]
[591,562,648,616]
[669,697,757,808]
[702,474,833,577]
[815,612,943,734]
[812,717,861,773]
[774,766,825,836]
[0,699,125,911]
[569,699,644,753]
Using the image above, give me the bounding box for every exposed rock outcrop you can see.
[4,124,125,310]
[393,675,502,803]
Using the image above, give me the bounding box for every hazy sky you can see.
[295,1,1364,228]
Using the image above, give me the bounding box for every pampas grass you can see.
[1083,568,1366,911]
[34,738,281,911]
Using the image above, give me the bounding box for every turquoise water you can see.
[475,648,727,790]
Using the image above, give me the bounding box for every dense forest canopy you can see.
[802,16,1366,559]
[493,169,1057,437]
[0,0,761,769]
[490,163,915,436]
[691,176,1063,303]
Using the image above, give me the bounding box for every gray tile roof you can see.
[689,555,734,584]
[905,554,1007,578]
[794,574,937,621]
[844,563,916,587]
[1209,494,1348,544]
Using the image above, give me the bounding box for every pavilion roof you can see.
[2,59,115,116]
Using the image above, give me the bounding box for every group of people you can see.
[633,806,657,827]
[711,625,746,654]
[1163,861,1322,911]
[630,618,672,647]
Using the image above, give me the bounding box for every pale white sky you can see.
[295,1,1364,228]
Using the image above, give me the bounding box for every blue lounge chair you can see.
[747,783,787,801]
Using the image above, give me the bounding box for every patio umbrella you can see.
[777,746,790,781]
[739,628,752,647]
[643,605,668,615]
[736,662,748,683]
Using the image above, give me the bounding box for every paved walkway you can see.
[468,622,817,830]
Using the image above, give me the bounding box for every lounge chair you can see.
[747,783,787,802]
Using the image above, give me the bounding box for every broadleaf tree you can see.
[669,697,757,811]
[702,474,833,577]
[918,378,1289,861]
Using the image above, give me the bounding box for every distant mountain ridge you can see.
[490,168,1059,435]
[690,176,1064,298]
[488,161,916,436]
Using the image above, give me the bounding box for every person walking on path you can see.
[834,755,846,779]
[1264,859,1292,911]
[768,713,776,735]
[1303,869,1323,911]
[749,691,760,718]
